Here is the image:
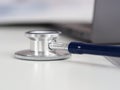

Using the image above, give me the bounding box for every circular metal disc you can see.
[14,49,71,61]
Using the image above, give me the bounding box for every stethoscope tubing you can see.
[68,42,120,57]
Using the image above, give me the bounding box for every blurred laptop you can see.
[56,0,120,66]
[56,0,120,44]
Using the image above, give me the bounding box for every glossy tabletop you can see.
[0,27,120,90]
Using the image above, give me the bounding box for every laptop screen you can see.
[92,0,120,44]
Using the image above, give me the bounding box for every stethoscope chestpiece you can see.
[14,30,71,61]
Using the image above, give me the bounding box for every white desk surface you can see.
[0,27,120,90]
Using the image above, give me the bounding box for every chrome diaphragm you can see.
[14,30,71,61]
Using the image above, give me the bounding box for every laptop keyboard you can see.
[105,56,120,67]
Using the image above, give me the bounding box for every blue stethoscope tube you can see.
[68,42,120,57]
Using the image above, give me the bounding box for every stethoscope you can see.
[15,30,120,61]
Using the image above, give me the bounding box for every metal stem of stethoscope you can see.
[14,30,120,61]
